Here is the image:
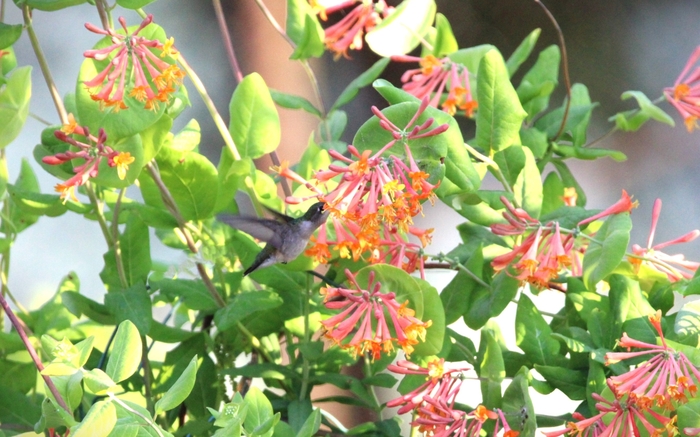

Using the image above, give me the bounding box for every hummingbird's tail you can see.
[243,250,268,276]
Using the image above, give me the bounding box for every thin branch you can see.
[535,0,571,142]
[0,292,70,413]
[212,0,244,82]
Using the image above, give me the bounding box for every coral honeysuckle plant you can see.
[2,0,700,436]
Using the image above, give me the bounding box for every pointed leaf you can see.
[229,73,280,159]
[106,320,142,383]
[0,66,31,149]
[155,355,198,414]
[515,294,560,366]
[71,400,116,437]
[582,213,632,290]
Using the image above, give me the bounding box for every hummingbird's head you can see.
[304,201,330,227]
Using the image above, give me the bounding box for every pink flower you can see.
[322,0,393,59]
[578,190,638,227]
[629,199,700,281]
[392,54,477,117]
[663,46,700,132]
[605,311,700,409]
[83,14,184,111]
[320,269,431,358]
[42,114,134,202]
[276,101,445,277]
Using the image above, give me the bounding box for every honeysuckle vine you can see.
[1,0,700,436]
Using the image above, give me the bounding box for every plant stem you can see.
[111,188,129,288]
[299,274,312,400]
[22,5,67,124]
[145,162,226,308]
[85,184,114,247]
[108,392,164,437]
[424,255,491,289]
[0,292,70,412]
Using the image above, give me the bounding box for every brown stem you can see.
[0,292,70,412]
[535,0,571,142]
[212,0,244,83]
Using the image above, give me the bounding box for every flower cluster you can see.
[386,359,519,437]
[317,0,393,59]
[491,190,638,290]
[42,115,135,202]
[320,269,431,358]
[392,54,477,117]
[628,198,700,281]
[545,311,691,436]
[83,14,184,111]
[276,99,446,277]
[663,45,700,132]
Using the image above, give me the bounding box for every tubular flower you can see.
[663,46,700,132]
[83,14,185,111]
[629,199,700,281]
[276,100,445,277]
[491,197,580,290]
[605,310,700,409]
[578,190,638,227]
[392,54,477,117]
[42,116,135,202]
[321,0,393,59]
[320,269,431,359]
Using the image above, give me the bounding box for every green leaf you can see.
[186,355,218,418]
[517,45,560,120]
[155,355,198,414]
[140,147,219,221]
[139,114,172,163]
[297,135,331,181]
[290,14,324,60]
[365,0,436,57]
[476,50,527,153]
[244,387,275,437]
[121,215,151,286]
[270,90,321,117]
[512,145,543,218]
[23,0,86,10]
[87,134,144,188]
[678,398,700,432]
[582,213,632,290]
[612,90,675,131]
[515,294,560,365]
[430,13,458,57]
[0,23,22,50]
[441,247,483,324]
[71,400,117,437]
[506,28,541,77]
[493,145,526,188]
[104,285,152,335]
[83,368,117,395]
[229,73,280,159]
[502,367,536,437]
[75,24,171,140]
[0,66,31,149]
[464,270,520,330]
[534,365,587,400]
[7,183,68,217]
[478,328,504,409]
[676,300,700,343]
[448,45,497,77]
[106,320,142,384]
[412,277,445,357]
[295,408,321,437]
[586,359,606,413]
[116,0,156,8]
[154,278,219,311]
[215,291,284,332]
[331,58,390,111]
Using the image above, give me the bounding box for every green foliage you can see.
[1,3,695,436]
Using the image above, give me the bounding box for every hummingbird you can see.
[219,202,329,276]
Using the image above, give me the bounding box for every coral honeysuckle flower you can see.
[392,54,477,117]
[276,101,445,277]
[604,311,700,409]
[320,269,431,359]
[42,117,133,202]
[663,46,700,132]
[83,14,185,111]
[322,0,393,59]
[629,198,700,281]
[578,189,638,226]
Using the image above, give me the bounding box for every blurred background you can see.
[4,0,700,427]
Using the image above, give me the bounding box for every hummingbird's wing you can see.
[263,205,295,223]
[218,216,285,249]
